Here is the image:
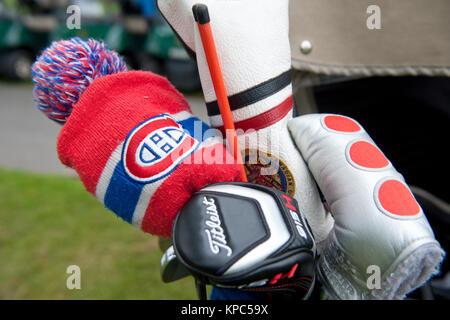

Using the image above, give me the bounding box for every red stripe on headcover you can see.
[214,95,293,135]
[57,71,191,194]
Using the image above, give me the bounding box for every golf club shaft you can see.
[193,4,248,182]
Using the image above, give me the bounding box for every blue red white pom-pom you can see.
[32,37,127,124]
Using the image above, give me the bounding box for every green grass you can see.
[0,168,197,300]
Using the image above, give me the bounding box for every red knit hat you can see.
[32,39,242,237]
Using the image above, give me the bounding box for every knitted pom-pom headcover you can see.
[30,37,242,237]
[32,37,127,124]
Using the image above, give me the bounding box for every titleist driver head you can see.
[171,182,317,300]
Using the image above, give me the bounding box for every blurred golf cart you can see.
[0,0,58,80]
[123,0,201,92]
[143,13,201,92]
[49,0,201,92]
[49,0,150,71]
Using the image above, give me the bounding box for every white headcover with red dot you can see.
[288,114,444,300]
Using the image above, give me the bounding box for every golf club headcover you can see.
[288,114,445,299]
[157,0,334,244]
[31,38,243,238]
[172,182,316,300]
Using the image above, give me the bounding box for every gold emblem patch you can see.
[243,148,296,197]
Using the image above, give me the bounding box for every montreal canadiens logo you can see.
[123,114,199,183]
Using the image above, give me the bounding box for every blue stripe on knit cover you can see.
[103,162,143,224]
[178,117,217,143]
[103,116,217,225]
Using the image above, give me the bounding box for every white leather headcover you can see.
[157,0,291,103]
[157,0,335,245]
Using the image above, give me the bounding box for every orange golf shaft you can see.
[197,22,248,182]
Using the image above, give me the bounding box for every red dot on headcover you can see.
[377,180,421,217]
[349,141,389,169]
[324,115,361,133]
